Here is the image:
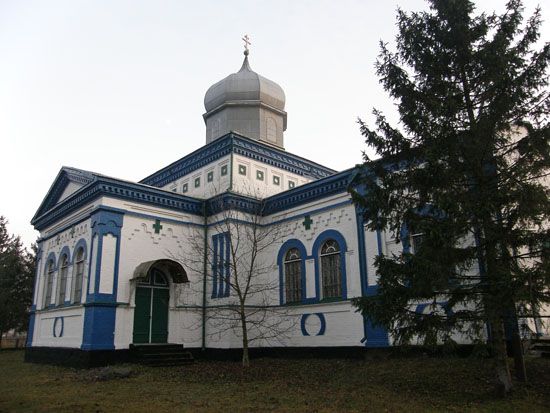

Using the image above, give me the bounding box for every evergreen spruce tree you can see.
[0,216,35,345]
[351,0,549,394]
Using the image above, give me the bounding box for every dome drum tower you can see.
[203,51,287,149]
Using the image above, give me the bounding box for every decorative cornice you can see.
[32,164,353,232]
[32,175,203,231]
[205,192,263,216]
[263,169,354,215]
[139,132,336,188]
[32,167,96,222]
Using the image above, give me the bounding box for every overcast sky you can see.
[1,0,548,248]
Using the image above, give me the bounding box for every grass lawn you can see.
[0,350,549,412]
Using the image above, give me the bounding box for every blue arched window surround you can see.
[277,239,307,305]
[313,229,348,301]
[56,246,72,306]
[72,239,87,264]
[57,246,72,268]
[72,239,87,304]
[43,252,57,309]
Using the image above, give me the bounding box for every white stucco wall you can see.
[31,205,93,348]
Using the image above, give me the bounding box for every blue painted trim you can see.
[81,209,123,350]
[72,238,88,263]
[81,304,116,350]
[45,252,57,270]
[211,233,219,298]
[140,132,336,188]
[277,239,307,305]
[316,313,327,336]
[26,313,36,347]
[38,205,202,247]
[32,167,95,223]
[32,174,203,230]
[300,313,327,336]
[58,245,71,266]
[86,209,123,303]
[312,229,348,301]
[376,230,383,257]
[400,223,411,253]
[217,232,225,298]
[224,232,230,297]
[33,168,352,235]
[264,169,353,215]
[53,316,64,338]
[300,314,310,336]
[211,232,232,298]
[354,204,390,348]
[206,200,353,230]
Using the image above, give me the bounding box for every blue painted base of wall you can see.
[25,313,36,347]
[81,304,117,350]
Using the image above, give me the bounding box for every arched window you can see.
[57,254,69,305]
[284,248,302,303]
[73,248,85,303]
[320,239,341,298]
[44,259,55,308]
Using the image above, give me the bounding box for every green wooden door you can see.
[133,287,152,344]
[151,289,169,343]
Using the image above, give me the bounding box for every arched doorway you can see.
[131,260,188,344]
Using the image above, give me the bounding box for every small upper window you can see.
[194,177,201,188]
[207,171,214,182]
[221,165,228,176]
[182,183,188,193]
[288,181,296,189]
[273,176,280,186]
[238,165,247,176]
[256,170,264,181]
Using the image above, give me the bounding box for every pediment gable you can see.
[32,167,96,224]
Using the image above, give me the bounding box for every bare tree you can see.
[174,192,295,367]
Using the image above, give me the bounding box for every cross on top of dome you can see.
[242,34,251,56]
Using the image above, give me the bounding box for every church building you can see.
[25,46,477,366]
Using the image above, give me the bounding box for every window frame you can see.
[312,230,347,302]
[43,259,55,308]
[284,248,303,304]
[57,254,69,305]
[73,247,85,304]
[320,239,342,300]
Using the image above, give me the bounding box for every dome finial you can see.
[242,34,251,56]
